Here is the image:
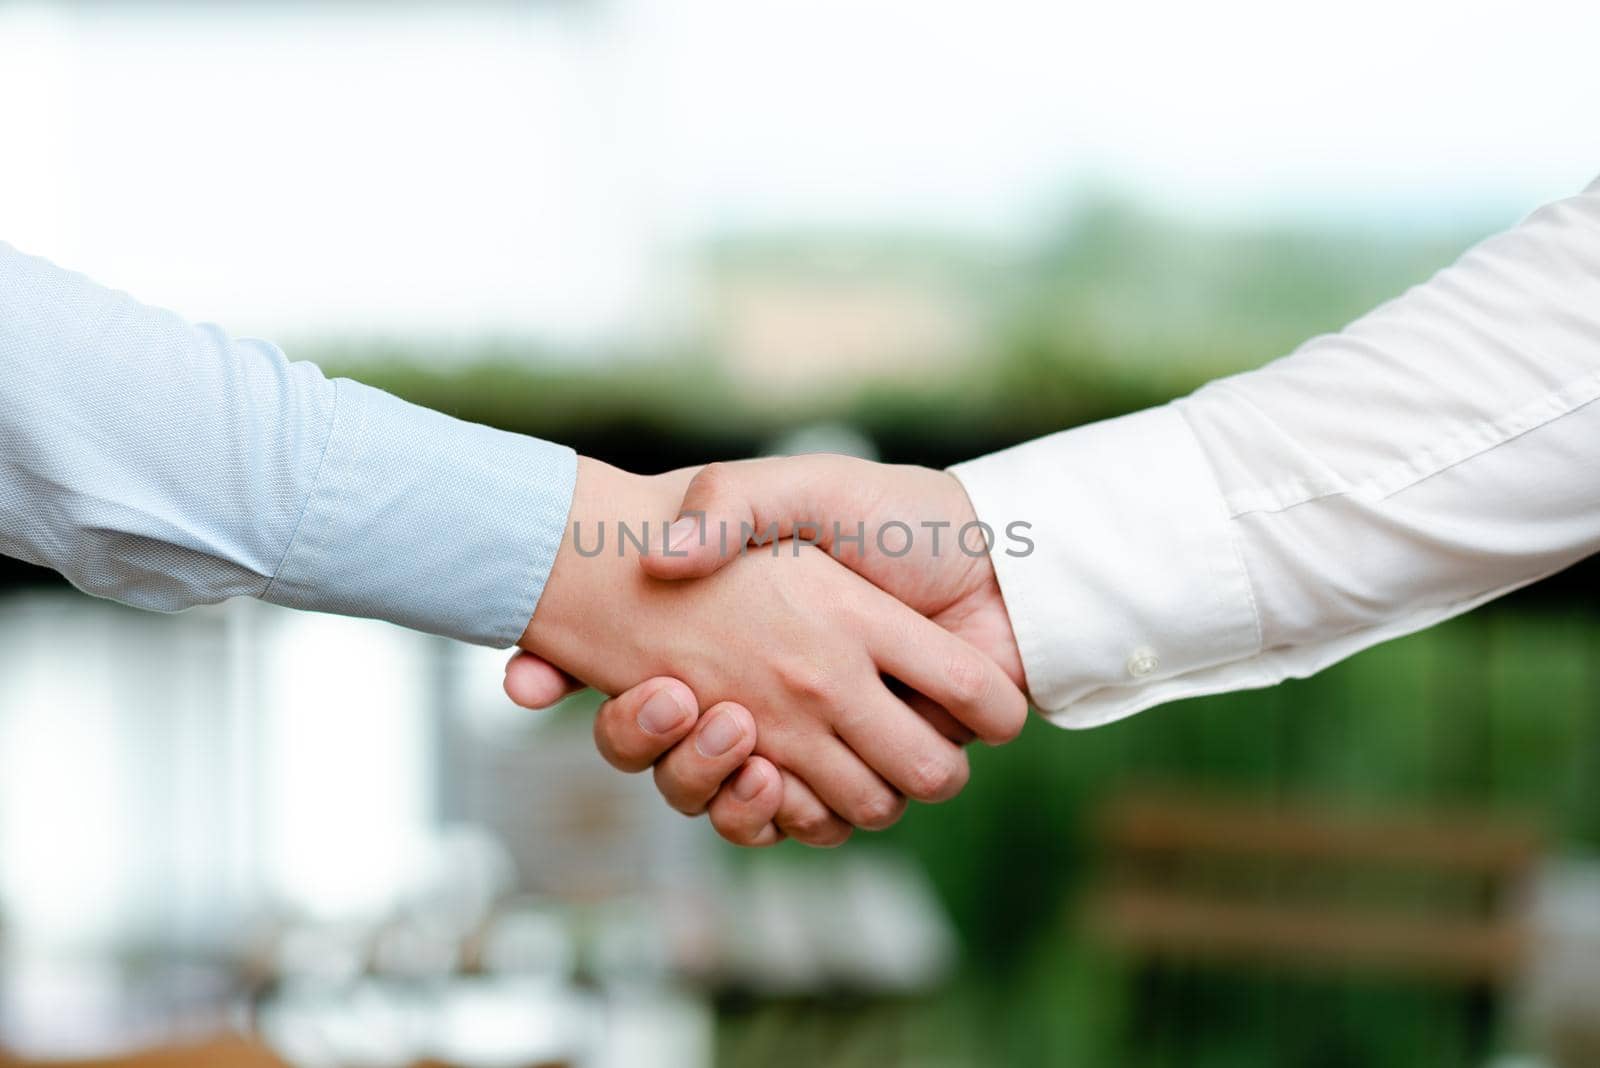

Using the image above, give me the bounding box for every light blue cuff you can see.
[263,378,576,647]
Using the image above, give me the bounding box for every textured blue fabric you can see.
[0,242,575,647]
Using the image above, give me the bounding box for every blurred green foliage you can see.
[716,608,1599,1068]
[314,200,1490,462]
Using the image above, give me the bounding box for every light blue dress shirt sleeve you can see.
[0,242,576,647]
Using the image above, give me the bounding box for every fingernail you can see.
[637,689,688,735]
[732,763,767,801]
[668,516,699,552]
[695,708,745,758]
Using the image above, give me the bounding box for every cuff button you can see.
[1125,647,1160,679]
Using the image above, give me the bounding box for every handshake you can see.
[504,453,1032,848]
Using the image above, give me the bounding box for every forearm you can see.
[955,177,1600,725]
[0,242,574,645]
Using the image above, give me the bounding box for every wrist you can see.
[517,457,680,673]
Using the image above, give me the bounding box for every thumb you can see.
[503,651,586,710]
[643,459,836,580]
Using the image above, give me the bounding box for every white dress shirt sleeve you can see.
[951,177,1600,728]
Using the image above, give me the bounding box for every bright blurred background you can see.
[2,2,1600,1066]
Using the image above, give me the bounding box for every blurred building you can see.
[702,244,990,399]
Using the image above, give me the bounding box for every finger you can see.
[882,678,979,745]
[707,758,786,848]
[866,598,1029,746]
[652,701,760,815]
[645,458,841,581]
[773,769,853,848]
[894,685,978,746]
[591,677,699,773]
[769,732,906,832]
[503,651,585,710]
[831,681,971,804]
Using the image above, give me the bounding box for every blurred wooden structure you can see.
[0,1038,288,1068]
[1086,789,1544,1056]
[0,1037,572,1068]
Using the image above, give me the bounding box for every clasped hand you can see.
[508,455,1028,847]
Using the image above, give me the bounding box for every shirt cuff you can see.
[263,378,576,647]
[949,404,1263,728]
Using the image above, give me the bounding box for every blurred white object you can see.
[591,987,715,1068]
[432,979,592,1068]
[273,924,370,988]
[401,826,519,940]
[767,423,880,462]
[719,851,958,995]
[370,919,460,982]
[1519,861,1600,1068]
[479,899,578,982]
[590,898,679,989]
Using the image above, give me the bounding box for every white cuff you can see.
[950,404,1263,727]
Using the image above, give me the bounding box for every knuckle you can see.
[904,750,969,803]
[709,809,764,848]
[652,764,709,817]
[783,805,837,841]
[944,653,992,708]
[691,461,734,501]
[779,660,844,712]
[854,789,907,831]
[593,708,648,773]
[817,829,853,849]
